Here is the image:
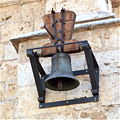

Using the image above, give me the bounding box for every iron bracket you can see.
[27,40,99,108]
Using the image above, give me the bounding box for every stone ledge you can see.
[10,18,120,52]
[74,18,120,31]
[73,12,114,23]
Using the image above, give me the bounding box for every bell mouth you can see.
[45,75,80,91]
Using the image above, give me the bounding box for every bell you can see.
[45,53,80,91]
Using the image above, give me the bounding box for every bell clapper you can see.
[57,79,63,90]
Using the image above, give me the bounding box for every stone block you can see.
[14,86,37,118]
[0,60,18,82]
[106,105,120,119]
[0,82,5,101]
[14,86,48,118]
[4,43,18,60]
[95,50,120,75]
[18,58,51,87]
[18,37,50,64]
[66,74,92,99]
[0,99,15,119]
[99,74,120,105]
[5,79,18,99]
[21,2,34,22]
[0,0,20,5]
[19,105,120,119]
[55,105,119,119]
[0,0,42,6]
[21,1,46,22]
[14,86,78,118]
[0,44,4,61]
[1,21,34,42]
[0,4,21,24]
[18,53,51,86]
[21,0,38,3]
[0,65,3,82]
[45,89,67,103]
[33,1,46,30]
[74,25,120,51]
[18,62,35,86]
[71,53,87,71]
[83,105,120,120]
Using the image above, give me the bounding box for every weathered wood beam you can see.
[111,0,120,7]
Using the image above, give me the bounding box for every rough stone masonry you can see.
[0,0,120,119]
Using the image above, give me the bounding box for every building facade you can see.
[0,0,120,119]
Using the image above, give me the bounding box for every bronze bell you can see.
[45,52,80,91]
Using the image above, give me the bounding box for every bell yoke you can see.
[27,8,99,108]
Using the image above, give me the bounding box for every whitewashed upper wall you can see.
[0,0,114,15]
[46,0,112,14]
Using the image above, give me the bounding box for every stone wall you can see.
[0,0,120,119]
[0,0,46,119]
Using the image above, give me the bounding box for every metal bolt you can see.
[94,97,97,101]
[66,101,69,103]
[40,105,42,108]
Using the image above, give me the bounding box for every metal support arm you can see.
[27,50,46,103]
[82,41,99,95]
